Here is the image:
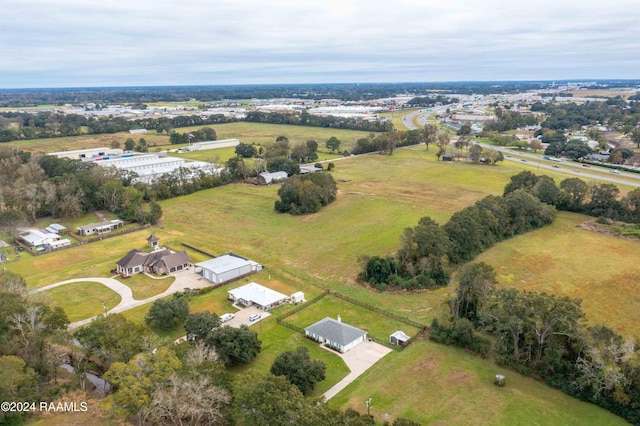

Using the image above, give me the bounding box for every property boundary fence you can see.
[181,242,217,258]
[276,289,428,352]
[327,290,428,330]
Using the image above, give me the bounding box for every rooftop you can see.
[305,317,367,347]
[228,282,288,308]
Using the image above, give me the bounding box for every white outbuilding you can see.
[228,282,288,310]
[290,291,305,304]
[195,254,262,285]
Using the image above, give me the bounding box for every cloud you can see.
[1,0,639,87]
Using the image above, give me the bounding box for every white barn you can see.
[195,254,262,284]
[228,282,288,310]
[305,316,367,353]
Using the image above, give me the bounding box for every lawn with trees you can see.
[5,147,640,424]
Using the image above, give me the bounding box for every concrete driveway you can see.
[225,305,270,328]
[322,339,392,400]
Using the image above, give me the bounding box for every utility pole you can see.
[365,398,372,416]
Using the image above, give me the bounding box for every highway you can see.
[399,110,640,188]
[475,142,640,188]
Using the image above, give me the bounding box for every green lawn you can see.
[31,282,121,322]
[233,320,351,398]
[117,274,175,300]
[330,339,627,425]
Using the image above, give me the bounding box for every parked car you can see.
[249,313,261,322]
[582,164,590,167]
[552,165,560,168]
[220,313,235,323]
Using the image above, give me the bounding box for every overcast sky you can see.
[2,0,639,88]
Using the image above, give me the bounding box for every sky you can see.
[2,0,639,88]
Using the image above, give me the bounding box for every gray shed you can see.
[390,330,410,346]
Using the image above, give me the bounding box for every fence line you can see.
[181,243,217,258]
[327,290,428,330]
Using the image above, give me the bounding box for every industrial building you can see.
[95,154,215,184]
[49,147,123,160]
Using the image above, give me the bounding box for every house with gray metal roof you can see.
[305,316,367,353]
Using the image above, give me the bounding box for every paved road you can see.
[474,142,640,188]
[29,269,213,330]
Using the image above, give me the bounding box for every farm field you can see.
[5,146,637,424]
[2,121,374,155]
[477,212,640,339]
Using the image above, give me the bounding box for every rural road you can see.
[29,269,213,330]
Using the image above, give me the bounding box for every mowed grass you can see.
[31,282,121,322]
[477,211,640,339]
[330,339,627,425]
[117,274,175,300]
[233,320,351,398]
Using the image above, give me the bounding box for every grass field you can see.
[6,146,636,424]
[3,121,373,155]
[31,282,121,322]
[330,339,627,425]
[477,211,640,339]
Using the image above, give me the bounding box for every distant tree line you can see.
[482,109,539,132]
[245,110,393,132]
[504,170,640,223]
[0,111,233,143]
[0,148,238,234]
[406,95,459,107]
[3,81,619,107]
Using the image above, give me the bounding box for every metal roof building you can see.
[305,316,367,353]
[227,282,288,310]
[195,254,263,285]
[257,171,288,185]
